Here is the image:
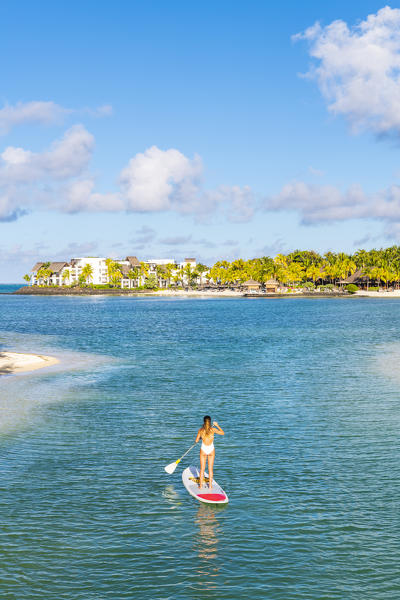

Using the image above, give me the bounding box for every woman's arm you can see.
[195,428,202,443]
[212,421,224,435]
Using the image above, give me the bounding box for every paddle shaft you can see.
[175,442,197,465]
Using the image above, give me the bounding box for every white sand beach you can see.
[356,290,400,298]
[150,289,244,297]
[0,352,59,375]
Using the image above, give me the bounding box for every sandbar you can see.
[0,352,59,375]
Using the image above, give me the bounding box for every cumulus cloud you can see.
[0,125,94,186]
[202,185,255,223]
[0,119,254,223]
[0,125,95,220]
[0,241,99,275]
[160,235,193,246]
[266,181,367,224]
[55,241,99,259]
[119,146,202,212]
[0,101,70,134]
[87,104,113,117]
[60,145,255,223]
[62,178,123,213]
[133,225,157,245]
[0,101,113,135]
[265,179,400,239]
[294,6,400,135]
[258,238,290,257]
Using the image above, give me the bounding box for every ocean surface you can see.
[0,294,400,599]
[0,283,22,294]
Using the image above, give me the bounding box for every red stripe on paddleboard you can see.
[197,493,226,501]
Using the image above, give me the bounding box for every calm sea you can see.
[0,283,22,294]
[0,295,399,599]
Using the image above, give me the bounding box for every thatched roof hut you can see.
[265,278,279,292]
[126,256,141,268]
[338,268,366,285]
[31,262,44,273]
[48,262,68,274]
[243,279,262,291]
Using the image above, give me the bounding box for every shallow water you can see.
[0,296,400,599]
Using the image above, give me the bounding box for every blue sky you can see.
[1,0,400,280]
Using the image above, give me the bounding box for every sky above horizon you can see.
[2,1,400,280]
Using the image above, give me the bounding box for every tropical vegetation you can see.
[24,246,400,290]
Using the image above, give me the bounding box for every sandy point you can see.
[0,352,59,375]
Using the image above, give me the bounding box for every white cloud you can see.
[0,241,99,272]
[0,101,70,134]
[61,178,123,213]
[0,130,254,223]
[258,238,290,257]
[90,104,113,117]
[0,193,28,222]
[266,181,367,224]
[132,225,156,245]
[0,125,94,186]
[0,101,113,135]
[294,6,400,134]
[119,146,202,212]
[265,179,400,238]
[0,125,95,220]
[160,235,193,245]
[63,145,255,223]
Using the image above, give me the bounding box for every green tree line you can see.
[26,246,400,289]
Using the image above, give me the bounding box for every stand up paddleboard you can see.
[182,465,229,504]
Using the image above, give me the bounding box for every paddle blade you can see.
[164,461,177,474]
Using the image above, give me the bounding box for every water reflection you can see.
[194,503,226,585]
[162,484,182,509]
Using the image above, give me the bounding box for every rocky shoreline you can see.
[13,286,153,296]
[12,285,352,298]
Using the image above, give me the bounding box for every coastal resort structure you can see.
[29,256,203,289]
[338,268,368,289]
[243,279,262,293]
[265,278,279,293]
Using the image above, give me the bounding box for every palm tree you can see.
[105,259,123,287]
[127,269,138,288]
[37,267,53,286]
[306,264,320,285]
[287,262,304,287]
[23,274,30,285]
[81,263,94,285]
[193,263,208,287]
[183,263,195,288]
[164,263,176,287]
[62,269,70,286]
[139,262,150,286]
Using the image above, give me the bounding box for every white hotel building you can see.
[30,257,201,287]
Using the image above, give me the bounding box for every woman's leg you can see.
[199,450,206,488]
[207,451,215,490]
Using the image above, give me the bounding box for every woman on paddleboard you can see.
[195,416,224,490]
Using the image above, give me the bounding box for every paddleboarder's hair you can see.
[202,415,212,434]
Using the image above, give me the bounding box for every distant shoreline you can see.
[12,285,348,298]
[10,285,400,299]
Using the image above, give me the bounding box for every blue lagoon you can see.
[0,295,399,599]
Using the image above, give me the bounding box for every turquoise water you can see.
[1,296,400,599]
[0,284,21,294]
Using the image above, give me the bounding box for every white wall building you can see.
[29,256,206,288]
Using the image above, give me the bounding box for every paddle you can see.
[164,442,197,474]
